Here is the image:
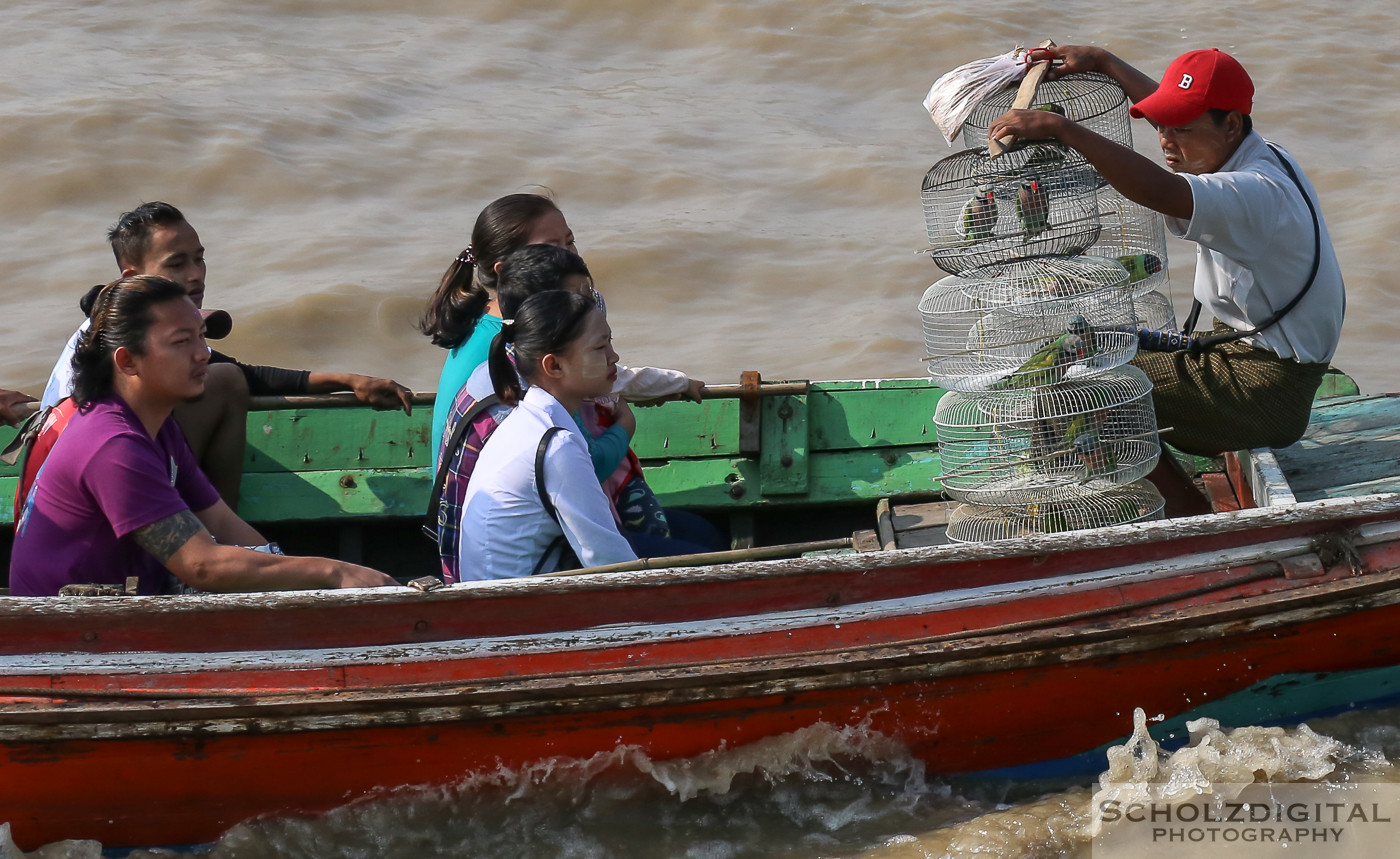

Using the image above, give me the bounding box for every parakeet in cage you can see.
[1116,253,1162,284]
[1022,144,1067,172]
[1115,496,1144,525]
[991,316,1096,391]
[959,187,998,243]
[1065,314,1095,342]
[990,331,1087,390]
[1062,413,1117,480]
[1016,179,1051,239]
[1030,503,1072,535]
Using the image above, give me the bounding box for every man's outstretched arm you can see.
[986,110,1194,220]
[0,389,35,426]
[134,508,398,592]
[1045,45,1159,104]
[306,372,414,413]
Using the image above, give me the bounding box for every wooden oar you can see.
[537,537,854,578]
[987,39,1056,158]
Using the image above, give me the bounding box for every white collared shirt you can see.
[457,385,637,580]
[41,321,87,408]
[1166,132,1345,363]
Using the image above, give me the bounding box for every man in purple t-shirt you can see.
[11,397,220,595]
[10,275,398,597]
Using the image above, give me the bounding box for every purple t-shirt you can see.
[9,396,221,596]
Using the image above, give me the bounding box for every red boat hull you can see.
[4,496,1400,849]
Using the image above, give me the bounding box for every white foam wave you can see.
[1089,706,1392,836]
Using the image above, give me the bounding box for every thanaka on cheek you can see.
[580,350,611,382]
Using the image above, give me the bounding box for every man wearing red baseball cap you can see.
[989,45,1345,457]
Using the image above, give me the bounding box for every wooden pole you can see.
[247,377,812,411]
[987,39,1056,158]
[537,537,854,578]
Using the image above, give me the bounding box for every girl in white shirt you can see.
[457,291,638,579]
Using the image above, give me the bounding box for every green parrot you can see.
[959,188,998,243]
[1060,412,1092,449]
[1036,103,1066,116]
[1032,504,1072,535]
[1065,314,1094,341]
[1116,253,1163,284]
[1022,143,1067,172]
[1064,417,1118,480]
[1016,179,1051,240]
[989,331,1088,390]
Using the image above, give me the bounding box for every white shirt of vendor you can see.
[1166,131,1345,364]
[458,385,637,580]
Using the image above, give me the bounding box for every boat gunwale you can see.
[3,492,1400,620]
[12,518,1400,676]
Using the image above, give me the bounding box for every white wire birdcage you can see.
[960,72,1131,160]
[945,479,1165,543]
[1091,187,1171,296]
[921,144,1101,275]
[934,366,1159,505]
[919,255,1138,392]
[1133,288,1178,331]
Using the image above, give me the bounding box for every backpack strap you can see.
[422,393,500,541]
[0,405,48,467]
[531,426,571,575]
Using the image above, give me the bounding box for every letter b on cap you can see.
[1178,73,1194,90]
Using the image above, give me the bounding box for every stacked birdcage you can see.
[960,69,1175,326]
[918,70,1168,542]
[1092,187,1175,329]
[961,72,1132,161]
[934,365,1164,542]
[921,141,1101,275]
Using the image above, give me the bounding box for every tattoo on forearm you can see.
[133,510,205,563]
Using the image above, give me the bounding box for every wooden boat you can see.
[4,371,1400,850]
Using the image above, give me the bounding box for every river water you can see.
[4,0,1399,854]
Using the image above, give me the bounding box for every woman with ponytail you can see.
[436,245,721,580]
[422,193,571,460]
[423,192,706,464]
[458,291,637,579]
[430,244,595,582]
[10,276,398,596]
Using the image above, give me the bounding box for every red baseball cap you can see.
[1130,48,1253,126]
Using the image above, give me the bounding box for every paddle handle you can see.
[987,39,1056,158]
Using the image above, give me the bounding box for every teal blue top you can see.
[577,420,630,481]
[431,314,503,459]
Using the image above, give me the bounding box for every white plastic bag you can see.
[923,49,1028,146]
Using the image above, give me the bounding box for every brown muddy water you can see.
[4,0,1400,854]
